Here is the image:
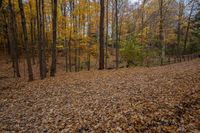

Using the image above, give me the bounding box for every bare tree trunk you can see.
[50,0,57,76]
[8,0,20,77]
[115,0,119,69]
[33,18,37,64]
[0,0,2,8]
[1,37,6,58]
[18,0,33,81]
[73,1,78,72]
[99,0,105,70]
[7,14,15,75]
[3,13,10,64]
[87,0,91,71]
[36,0,42,78]
[111,1,115,49]
[105,0,109,69]
[36,0,46,79]
[158,0,165,65]
[177,0,184,60]
[63,1,68,72]
[41,0,47,76]
[29,2,35,65]
[68,38,72,72]
[69,1,73,72]
[78,8,81,72]
[12,1,21,77]
[183,1,195,55]
[64,37,68,72]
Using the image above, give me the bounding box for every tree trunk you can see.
[87,0,91,71]
[29,2,36,65]
[0,0,2,8]
[158,0,165,65]
[105,0,109,69]
[8,0,20,77]
[36,0,44,79]
[112,1,115,49]
[3,13,10,63]
[64,37,68,72]
[115,0,119,68]
[99,0,105,70]
[78,8,81,72]
[50,0,57,76]
[73,1,78,72]
[41,0,47,76]
[63,1,68,72]
[68,1,73,72]
[18,0,33,81]
[183,1,195,55]
[177,0,184,60]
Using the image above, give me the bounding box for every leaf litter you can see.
[0,59,200,132]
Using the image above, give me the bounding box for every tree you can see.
[73,0,78,72]
[105,0,109,69]
[36,0,46,79]
[140,0,147,45]
[68,0,73,72]
[0,0,2,8]
[177,0,184,59]
[115,0,119,68]
[7,0,20,77]
[183,0,195,54]
[158,0,165,65]
[50,0,57,76]
[41,0,47,76]
[111,0,115,49]
[62,0,68,72]
[29,2,36,65]
[99,0,105,70]
[18,0,33,81]
[1,0,200,80]
[190,3,200,53]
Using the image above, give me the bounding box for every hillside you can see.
[0,59,200,132]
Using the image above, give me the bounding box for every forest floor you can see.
[0,58,200,132]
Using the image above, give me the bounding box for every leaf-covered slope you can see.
[0,59,200,132]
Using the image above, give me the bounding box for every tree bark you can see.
[73,1,78,72]
[29,2,36,65]
[77,6,81,72]
[158,0,165,65]
[8,0,20,77]
[50,0,57,76]
[41,0,47,76]
[177,0,184,60]
[63,1,68,72]
[0,0,2,8]
[87,0,91,71]
[68,1,73,72]
[183,1,195,54]
[99,0,105,70]
[18,0,33,81]
[111,1,115,49]
[105,0,109,69]
[115,0,119,68]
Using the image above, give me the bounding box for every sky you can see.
[129,0,139,4]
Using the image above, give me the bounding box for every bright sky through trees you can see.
[129,0,138,4]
